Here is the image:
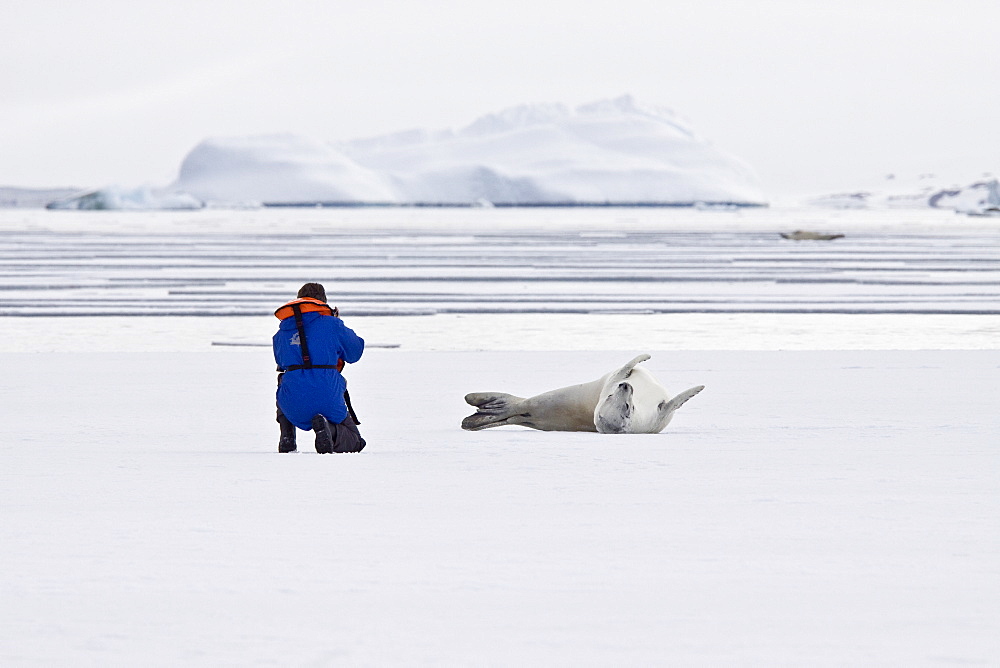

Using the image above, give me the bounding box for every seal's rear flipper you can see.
[658,385,705,418]
[465,392,524,412]
[462,392,526,431]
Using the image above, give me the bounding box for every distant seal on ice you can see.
[462,354,704,434]
[780,230,845,241]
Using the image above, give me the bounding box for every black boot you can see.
[312,414,334,454]
[277,412,297,453]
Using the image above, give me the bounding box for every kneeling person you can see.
[273,283,366,453]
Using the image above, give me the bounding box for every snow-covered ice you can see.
[2,206,1000,321]
[2,349,998,665]
[1,207,998,665]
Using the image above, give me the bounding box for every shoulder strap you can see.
[291,303,312,367]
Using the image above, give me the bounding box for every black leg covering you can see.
[277,407,296,453]
[332,416,366,453]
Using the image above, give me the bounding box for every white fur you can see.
[462,354,704,434]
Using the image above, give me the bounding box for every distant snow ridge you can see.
[806,173,1000,214]
[174,95,766,206]
[930,178,1000,215]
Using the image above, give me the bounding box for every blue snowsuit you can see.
[273,308,365,430]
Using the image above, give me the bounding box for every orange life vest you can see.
[274,297,337,320]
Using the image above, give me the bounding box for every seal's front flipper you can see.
[462,392,526,430]
[606,354,652,384]
[658,385,705,418]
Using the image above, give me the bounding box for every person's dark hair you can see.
[297,282,327,302]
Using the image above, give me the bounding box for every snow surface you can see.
[1,207,999,665]
[174,96,765,206]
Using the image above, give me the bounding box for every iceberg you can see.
[46,186,203,210]
[176,134,395,205]
[173,96,766,206]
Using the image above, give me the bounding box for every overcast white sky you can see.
[2,0,998,196]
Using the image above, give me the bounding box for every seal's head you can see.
[595,381,635,434]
